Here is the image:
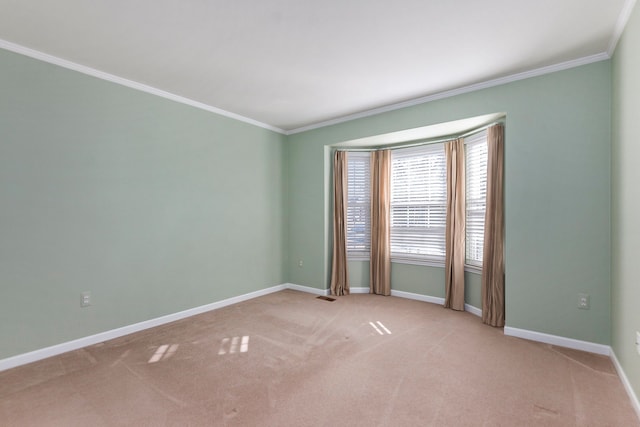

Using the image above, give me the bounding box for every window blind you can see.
[391,143,446,262]
[346,151,371,259]
[465,130,488,266]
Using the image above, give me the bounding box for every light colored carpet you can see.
[0,290,638,426]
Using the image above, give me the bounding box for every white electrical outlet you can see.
[81,291,91,307]
[298,260,303,267]
[636,331,640,356]
[578,293,590,309]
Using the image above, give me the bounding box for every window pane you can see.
[391,144,446,261]
[465,131,488,266]
[346,152,371,258]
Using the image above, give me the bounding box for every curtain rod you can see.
[336,120,504,152]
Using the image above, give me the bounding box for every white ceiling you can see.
[0,0,634,133]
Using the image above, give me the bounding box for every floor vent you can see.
[316,296,336,302]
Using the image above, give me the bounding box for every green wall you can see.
[347,260,482,308]
[0,33,620,363]
[612,1,640,403]
[0,49,288,359]
[288,61,612,345]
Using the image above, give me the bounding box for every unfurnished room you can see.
[1,1,640,426]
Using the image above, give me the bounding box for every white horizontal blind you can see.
[391,143,446,262]
[465,131,488,266]
[346,152,371,259]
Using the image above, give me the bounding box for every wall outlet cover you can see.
[578,293,590,309]
[81,291,91,308]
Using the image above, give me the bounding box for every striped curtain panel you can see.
[330,151,350,296]
[369,150,391,296]
[444,139,466,310]
[482,125,505,326]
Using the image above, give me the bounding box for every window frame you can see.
[341,124,497,273]
[464,130,488,274]
[390,143,447,267]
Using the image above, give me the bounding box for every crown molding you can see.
[286,52,610,135]
[607,0,638,56]
[0,38,286,135]
[0,37,615,137]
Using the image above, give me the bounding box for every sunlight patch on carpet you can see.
[218,336,250,355]
[369,321,392,335]
[148,344,179,363]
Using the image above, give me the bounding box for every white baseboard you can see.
[0,283,454,371]
[282,283,330,296]
[464,303,482,317]
[390,289,445,305]
[610,349,640,421]
[389,290,481,318]
[504,327,639,421]
[320,285,479,315]
[0,284,297,372]
[503,326,611,355]
[0,283,340,371]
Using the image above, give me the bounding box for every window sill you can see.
[464,264,482,274]
[347,256,483,274]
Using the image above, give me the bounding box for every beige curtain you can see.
[444,139,466,311]
[482,125,505,327]
[370,150,391,296]
[330,151,350,296]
